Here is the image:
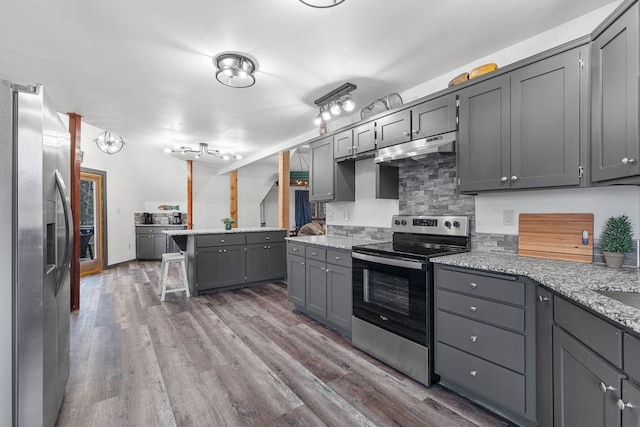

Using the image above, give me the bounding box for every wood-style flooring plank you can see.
[58,261,513,427]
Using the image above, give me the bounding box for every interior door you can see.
[79,171,104,275]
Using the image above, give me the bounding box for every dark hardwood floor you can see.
[56,261,512,426]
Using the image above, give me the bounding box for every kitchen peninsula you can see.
[165,228,287,296]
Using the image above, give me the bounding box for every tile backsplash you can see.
[134,212,189,225]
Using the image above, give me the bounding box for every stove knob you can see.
[453,221,460,228]
[401,220,407,225]
[394,220,400,225]
[444,221,452,229]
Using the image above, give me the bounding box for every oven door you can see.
[352,252,429,346]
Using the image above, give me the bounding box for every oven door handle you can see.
[352,252,425,270]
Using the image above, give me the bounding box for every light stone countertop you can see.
[286,235,381,250]
[432,252,640,334]
[136,224,186,227]
[164,227,287,236]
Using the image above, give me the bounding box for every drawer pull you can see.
[335,256,341,260]
[600,382,616,393]
[470,282,477,289]
[293,248,298,251]
[538,295,549,302]
[300,262,305,265]
[221,239,225,243]
[470,370,477,377]
[617,399,635,410]
[312,252,317,256]
[380,315,389,321]
[470,306,478,312]
[266,236,270,240]
[470,335,478,342]
[326,268,331,273]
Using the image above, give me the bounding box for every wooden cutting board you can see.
[518,213,594,263]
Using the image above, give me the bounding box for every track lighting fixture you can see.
[311,82,357,124]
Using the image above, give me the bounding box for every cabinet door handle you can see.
[538,295,549,302]
[300,261,305,265]
[403,131,410,136]
[264,246,268,249]
[326,268,330,273]
[311,252,317,256]
[412,129,419,135]
[510,176,518,181]
[221,239,225,243]
[599,382,616,393]
[470,370,477,377]
[617,399,635,410]
[622,157,636,165]
[469,306,477,312]
[469,282,477,289]
[501,176,508,182]
[219,249,223,253]
[470,336,478,342]
[266,236,270,240]
[293,247,298,251]
[223,249,227,253]
[335,256,341,260]
[347,147,352,151]
[320,267,325,271]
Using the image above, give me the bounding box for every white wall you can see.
[476,187,640,239]
[191,163,230,229]
[327,158,399,227]
[76,120,187,265]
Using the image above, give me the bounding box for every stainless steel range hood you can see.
[374,131,456,164]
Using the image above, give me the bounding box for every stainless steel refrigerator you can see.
[0,79,72,426]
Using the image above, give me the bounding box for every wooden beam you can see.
[278,151,290,230]
[68,113,82,311]
[187,160,193,230]
[229,170,238,228]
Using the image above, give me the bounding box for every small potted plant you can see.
[600,214,633,268]
[221,217,236,230]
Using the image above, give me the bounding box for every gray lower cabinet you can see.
[433,265,536,426]
[458,45,585,192]
[197,244,246,291]
[591,2,640,183]
[246,242,285,282]
[287,242,352,336]
[553,325,625,427]
[136,226,186,260]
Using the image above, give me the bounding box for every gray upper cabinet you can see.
[510,47,582,189]
[458,74,511,192]
[412,93,457,139]
[309,136,355,202]
[375,109,411,148]
[334,121,376,160]
[591,2,640,182]
[458,46,584,192]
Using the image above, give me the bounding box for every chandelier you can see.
[300,0,346,8]
[313,82,357,125]
[94,131,125,155]
[165,143,241,160]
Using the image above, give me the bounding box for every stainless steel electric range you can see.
[351,214,470,386]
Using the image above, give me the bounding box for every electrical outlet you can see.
[117,207,120,214]
[128,243,131,249]
[328,209,333,221]
[503,209,515,226]
[344,210,350,221]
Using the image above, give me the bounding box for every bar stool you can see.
[158,252,190,301]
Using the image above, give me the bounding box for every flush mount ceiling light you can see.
[213,53,257,88]
[94,131,125,155]
[165,143,242,160]
[299,0,346,8]
[312,82,357,125]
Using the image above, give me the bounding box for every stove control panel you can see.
[392,215,469,236]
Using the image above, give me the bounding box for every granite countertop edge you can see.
[432,252,640,335]
[286,235,380,250]
[136,224,187,227]
[164,227,287,235]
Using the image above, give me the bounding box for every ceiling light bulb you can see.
[164,148,172,153]
[330,101,341,115]
[236,155,242,159]
[342,95,355,112]
[223,155,229,160]
[321,108,332,121]
[313,111,323,125]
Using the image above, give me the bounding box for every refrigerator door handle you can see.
[54,169,72,294]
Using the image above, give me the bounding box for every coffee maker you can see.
[173,212,182,224]
[143,212,153,224]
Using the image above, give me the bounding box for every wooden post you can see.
[68,113,82,311]
[230,170,238,227]
[187,160,193,229]
[278,151,290,230]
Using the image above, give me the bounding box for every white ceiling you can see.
[0,0,619,171]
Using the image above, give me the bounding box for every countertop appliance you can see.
[143,212,153,224]
[0,80,72,425]
[351,214,470,386]
[173,212,182,224]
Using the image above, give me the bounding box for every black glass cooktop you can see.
[352,239,468,261]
